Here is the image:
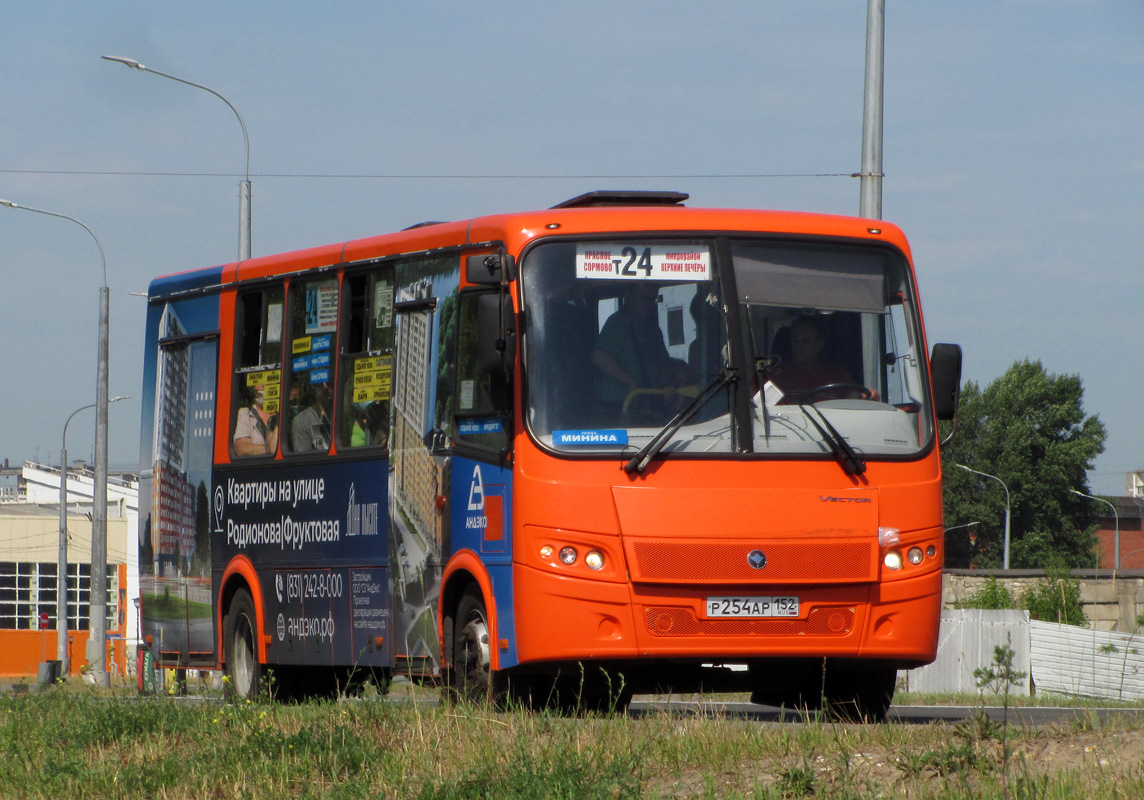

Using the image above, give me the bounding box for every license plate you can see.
[705,596,799,618]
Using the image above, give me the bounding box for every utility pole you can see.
[859,0,885,219]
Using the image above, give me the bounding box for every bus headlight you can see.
[585,550,604,570]
[883,551,903,570]
[907,547,924,565]
[559,546,578,565]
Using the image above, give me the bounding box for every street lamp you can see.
[58,396,128,677]
[1072,490,1120,573]
[957,464,1012,569]
[102,55,252,261]
[0,198,113,687]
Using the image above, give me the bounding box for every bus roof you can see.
[148,195,911,301]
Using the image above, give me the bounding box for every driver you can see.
[591,282,688,415]
[771,315,853,398]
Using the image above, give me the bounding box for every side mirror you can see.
[422,428,450,456]
[477,293,515,375]
[930,343,962,421]
[466,253,515,285]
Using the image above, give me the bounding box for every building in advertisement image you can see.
[389,271,456,673]
[138,299,219,662]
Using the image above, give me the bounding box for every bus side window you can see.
[232,286,284,458]
[338,268,394,450]
[285,277,338,454]
[453,290,511,453]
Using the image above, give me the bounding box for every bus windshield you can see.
[521,237,933,461]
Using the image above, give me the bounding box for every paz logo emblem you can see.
[747,550,767,570]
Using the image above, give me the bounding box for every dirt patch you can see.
[645,723,1144,798]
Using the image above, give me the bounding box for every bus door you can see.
[447,287,518,668]
[390,293,449,676]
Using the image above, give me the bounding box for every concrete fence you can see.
[902,608,1144,701]
[943,570,1144,633]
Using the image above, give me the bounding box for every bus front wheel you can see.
[448,586,498,704]
[224,589,262,701]
[823,664,896,723]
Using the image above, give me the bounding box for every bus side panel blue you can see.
[451,456,517,668]
[212,459,390,667]
[138,293,222,668]
[148,265,225,299]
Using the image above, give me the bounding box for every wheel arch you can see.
[440,550,499,671]
[218,555,268,667]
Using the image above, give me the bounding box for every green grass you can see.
[0,684,1141,799]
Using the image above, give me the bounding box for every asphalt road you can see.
[628,699,1144,726]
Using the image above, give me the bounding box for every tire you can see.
[560,666,633,715]
[448,586,498,705]
[823,665,896,723]
[749,660,825,712]
[224,589,262,701]
[506,668,632,716]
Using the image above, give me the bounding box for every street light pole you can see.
[957,464,1012,569]
[1072,490,1120,573]
[102,55,252,261]
[1,198,112,686]
[58,402,93,677]
[58,397,128,678]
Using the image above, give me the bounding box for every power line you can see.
[0,169,857,180]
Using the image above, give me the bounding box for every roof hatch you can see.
[551,190,689,209]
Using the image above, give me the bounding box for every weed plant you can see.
[0,683,1142,799]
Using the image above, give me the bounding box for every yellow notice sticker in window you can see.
[353,355,392,401]
[245,369,281,387]
[292,336,312,354]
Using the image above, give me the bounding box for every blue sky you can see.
[1,1,1141,495]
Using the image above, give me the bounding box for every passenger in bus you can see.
[688,292,724,382]
[365,401,389,448]
[233,383,279,456]
[345,401,389,448]
[591,282,688,417]
[291,382,333,452]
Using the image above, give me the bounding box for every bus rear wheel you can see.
[224,589,262,701]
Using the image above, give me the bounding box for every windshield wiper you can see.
[796,400,867,477]
[624,370,737,474]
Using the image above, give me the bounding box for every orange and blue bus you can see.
[137,190,961,719]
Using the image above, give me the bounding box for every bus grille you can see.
[628,540,874,584]
[643,606,855,637]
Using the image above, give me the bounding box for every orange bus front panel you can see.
[512,564,640,665]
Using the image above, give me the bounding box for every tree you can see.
[941,359,1106,569]
[193,481,210,576]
